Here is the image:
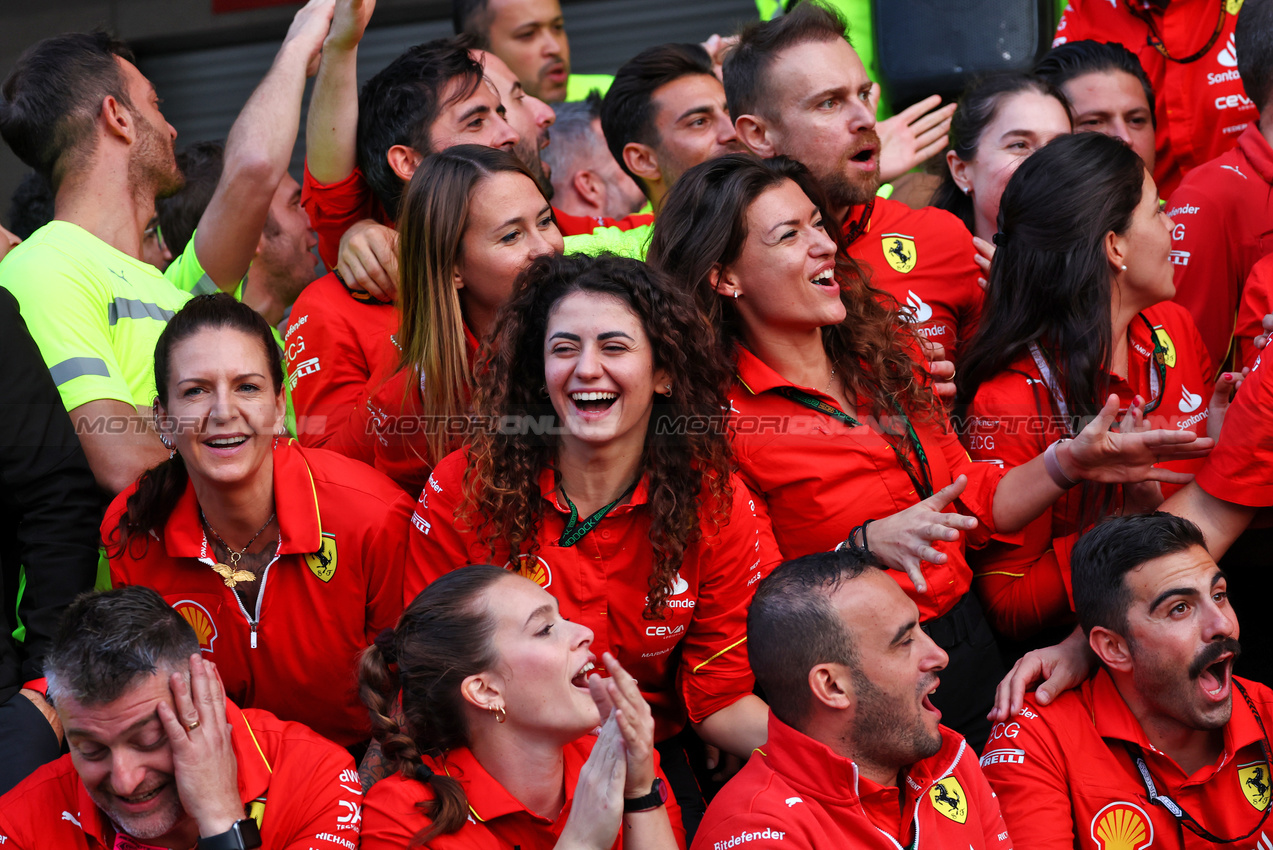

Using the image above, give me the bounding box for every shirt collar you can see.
[536,466,651,515]
[734,347,848,406]
[433,741,588,824]
[163,440,323,560]
[1091,668,1265,759]
[1237,123,1273,184]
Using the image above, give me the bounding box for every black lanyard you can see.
[776,386,935,499]
[558,480,638,548]
[1124,680,1272,843]
[1124,0,1228,64]
[842,197,876,246]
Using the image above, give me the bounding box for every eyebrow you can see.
[803,86,849,108]
[598,331,634,341]
[458,102,492,124]
[1149,586,1198,614]
[68,713,159,740]
[890,619,917,647]
[177,372,267,385]
[525,603,554,629]
[675,103,715,124]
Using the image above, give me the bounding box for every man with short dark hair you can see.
[543,93,648,224]
[451,0,611,103]
[564,42,744,258]
[0,586,360,849]
[982,512,1273,849]
[725,3,983,363]
[692,549,1014,850]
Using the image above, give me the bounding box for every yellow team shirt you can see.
[0,221,190,411]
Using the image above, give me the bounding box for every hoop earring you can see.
[490,704,507,723]
[159,433,175,459]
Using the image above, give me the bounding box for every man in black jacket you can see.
[0,286,100,794]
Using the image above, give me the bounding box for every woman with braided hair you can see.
[359,565,683,849]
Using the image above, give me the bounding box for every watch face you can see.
[235,818,262,850]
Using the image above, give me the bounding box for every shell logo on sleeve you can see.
[1090,802,1153,850]
[173,600,218,652]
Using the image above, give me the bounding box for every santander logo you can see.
[904,290,933,323]
[1218,33,1238,68]
[1179,386,1203,414]
[671,572,689,595]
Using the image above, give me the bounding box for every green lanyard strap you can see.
[558,480,639,548]
[776,386,934,499]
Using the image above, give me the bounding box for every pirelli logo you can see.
[980,748,1025,767]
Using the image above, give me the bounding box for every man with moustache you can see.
[724,3,984,364]
[692,548,1014,850]
[981,512,1273,849]
[0,586,358,850]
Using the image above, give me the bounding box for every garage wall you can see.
[0,0,757,226]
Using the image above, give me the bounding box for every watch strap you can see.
[623,777,668,813]
[196,819,262,850]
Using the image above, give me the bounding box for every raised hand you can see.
[282,0,337,77]
[921,340,956,400]
[588,652,655,799]
[877,93,956,182]
[326,0,376,53]
[557,715,626,850]
[1062,395,1214,485]
[855,475,979,593]
[155,654,243,838]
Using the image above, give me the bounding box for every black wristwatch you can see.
[197,819,262,850]
[624,777,669,813]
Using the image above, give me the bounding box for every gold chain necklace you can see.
[200,509,276,588]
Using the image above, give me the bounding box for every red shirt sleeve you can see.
[980,702,1079,850]
[679,479,771,723]
[1236,256,1273,371]
[1167,180,1239,372]
[963,371,1080,639]
[363,487,414,642]
[301,161,382,271]
[405,450,476,607]
[1197,356,1273,506]
[263,722,362,850]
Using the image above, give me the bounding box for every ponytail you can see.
[106,453,189,559]
[358,566,508,843]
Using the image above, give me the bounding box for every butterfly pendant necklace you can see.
[200,508,277,588]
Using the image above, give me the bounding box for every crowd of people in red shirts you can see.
[2,0,1273,848]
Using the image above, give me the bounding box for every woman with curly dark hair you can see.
[406,252,780,828]
[647,152,1212,749]
[360,565,683,849]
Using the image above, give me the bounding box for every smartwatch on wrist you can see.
[624,777,669,813]
[196,819,262,850]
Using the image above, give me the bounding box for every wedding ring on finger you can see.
[185,719,200,732]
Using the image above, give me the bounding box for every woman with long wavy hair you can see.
[359,565,683,849]
[406,252,780,831]
[647,152,1211,750]
[350,144,563,493]
[956,132,1236,643]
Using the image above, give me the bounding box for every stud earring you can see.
[733,291,740,299]
[1121,264,1128,270]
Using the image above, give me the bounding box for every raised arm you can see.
[306,0,376,185]
[193,0,334,291]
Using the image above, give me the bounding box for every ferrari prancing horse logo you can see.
[881,232,917,274]
[928,776,967,824]
[304,533,337,582]
[1240,761,1272,811]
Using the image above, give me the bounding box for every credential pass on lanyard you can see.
[558,480,639,548]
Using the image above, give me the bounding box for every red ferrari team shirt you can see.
[104,441,412,747]
[692,712,1014,850]
[1197,352,1273,506]
[362,735,685,850]
[301,163,654,270]
[408,449,782,741]
[1167,125,1273,371]
[964,302,1214,640]
[729,347,1005,622]
[0,699,362,850]
[842,197,984,363]
[1236,253,1273,370]
[982,669,1273,850]
[1055,0,1255,199]
[285,271,398,454]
